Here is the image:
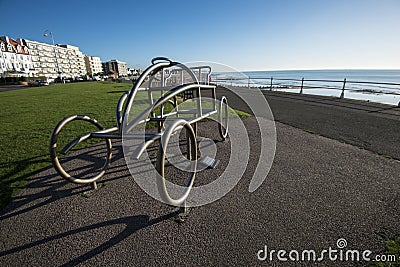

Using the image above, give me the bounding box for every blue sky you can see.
[1,0,399,71]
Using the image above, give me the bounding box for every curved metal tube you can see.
[124,83,215,133]
[218,96,229,140]
[122,58,200,131]
[116,90,130,127]
[156,119,197,206]
[49,115,112,185]
[121,60,174,133]
[152,57,173,64]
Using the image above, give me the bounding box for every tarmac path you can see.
[0,85,30,92]
[217,87,400,159]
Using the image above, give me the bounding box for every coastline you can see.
[213,69,400,106]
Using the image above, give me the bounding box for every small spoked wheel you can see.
[218,96,229,140]
[50,115,112,186]
[156,119,197,206]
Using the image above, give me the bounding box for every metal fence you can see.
[213,76,400,106]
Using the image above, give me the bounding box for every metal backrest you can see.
[118,57,200,131]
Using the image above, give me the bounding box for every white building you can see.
[84,55,103,76]
[0,36,35,77]
[58,44,87,78]
[23,39,87,79]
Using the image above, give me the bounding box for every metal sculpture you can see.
[50,57,228,207]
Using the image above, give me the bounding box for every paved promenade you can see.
[0,90,399,266]
[0,84,29,92]
[220,87,400,159]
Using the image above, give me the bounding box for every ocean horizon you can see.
[212,69,400,106]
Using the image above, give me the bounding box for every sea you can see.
[212,69,400,106]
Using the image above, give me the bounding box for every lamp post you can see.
[43,30,62,82]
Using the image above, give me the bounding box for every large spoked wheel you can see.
[50,115,112,185]
[156,119,197,207]
[218,96,229,140]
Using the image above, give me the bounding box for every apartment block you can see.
[103,59,128,77]
[1,35,128,80]
[58,44,86,78]
[84,55,103,76]
[0,36,35,77]
[23,39,86,79]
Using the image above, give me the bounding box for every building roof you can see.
[108,59,127,64]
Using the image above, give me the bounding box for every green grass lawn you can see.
[0,82,132,210]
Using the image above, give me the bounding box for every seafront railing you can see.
[212,76,400,106]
